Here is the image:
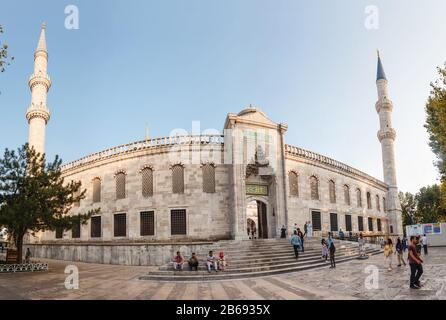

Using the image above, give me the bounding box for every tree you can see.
[0,144,98,263]
[425,64,446,206]
[0,25,14,73]
[399,191,417,225]
[415,185,446,224]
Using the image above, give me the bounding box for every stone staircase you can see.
[139,238,382,281]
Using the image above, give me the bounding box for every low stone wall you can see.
[25,242,216,266]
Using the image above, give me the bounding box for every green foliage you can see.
[0,25,14,73]
[399,185,446,226]
[0,144,99,262]
[425,64,446,206]
[399,191,416,226]
[415,185,446,223]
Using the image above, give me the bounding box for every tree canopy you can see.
[425,64,446,206]
[0,144,98,262]
[399,184,446,226]
[0,25,14,73]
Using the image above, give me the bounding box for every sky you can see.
[0,0,444,193]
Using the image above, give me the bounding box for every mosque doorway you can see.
[246,200,268,239]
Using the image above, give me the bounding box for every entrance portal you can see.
[246,200,268,239]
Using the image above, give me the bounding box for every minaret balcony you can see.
[375,98,393,113]
[26,106,50,124]
[377,128,396,142]
[28,73,51,91]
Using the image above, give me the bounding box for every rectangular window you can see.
[311,211,322,231]
[91,216,102,238]
[377,218,382,232]
[140,211,155,236]
[72,216,81,239]
[345,214,352,232]
[55,227,63,239]
[368,217,374,232]
[330,213,338,232]
[358,216,364,232]
[114,213,127,237]
[171,209,187,235]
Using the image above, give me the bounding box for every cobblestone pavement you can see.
[1,248,445,300]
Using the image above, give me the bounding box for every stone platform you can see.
[140,238,382,281]
[1,247,445,300]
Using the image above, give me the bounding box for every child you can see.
[329,241,336,268]
[321,239,329,262]
[217,251,226,271]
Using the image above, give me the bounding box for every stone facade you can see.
[24,25,402,265]
[29,107,391,245]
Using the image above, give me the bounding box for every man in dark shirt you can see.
[297,228,305,252]
[408,236,424,289]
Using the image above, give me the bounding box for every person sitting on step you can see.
[217,251,226,271]
[188,252,199,271]
[206,250,218,273]
[172,251,184,271]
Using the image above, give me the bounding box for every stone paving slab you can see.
[0,248,445,300]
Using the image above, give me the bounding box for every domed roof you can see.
[237,105,268,118]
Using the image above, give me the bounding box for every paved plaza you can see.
[1,247,445,300]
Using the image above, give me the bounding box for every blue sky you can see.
[0,0,445,193]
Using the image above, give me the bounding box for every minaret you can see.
[375,51,403,236]
[26,22,51,156]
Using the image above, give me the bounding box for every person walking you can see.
[307,221,313,237]
[408,236,424,289]
[402,236,408,252]
[321,239,329,262]
[421,234,428,255]
[358,233,366,258]
[327,232,334,248]
[383,238,394,271]
[395,237,406,267]
[304,222,308,237]
[416,235,422,254]
[280,225,287,239]
[297,228,305,252]
[25,248,32,264]
[291,231,302,260]
[329,241,336,268]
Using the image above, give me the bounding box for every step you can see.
[151,248,380,275]
[139,250,382,281]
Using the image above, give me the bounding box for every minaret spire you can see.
[26,22,51,156]
[36,22,47,54]
[376,50,387,81]
[374,52,402,237]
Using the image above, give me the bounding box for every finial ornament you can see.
[41,21,46,29]
[377,49,380,58]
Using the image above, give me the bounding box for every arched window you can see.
[289,171,299,197]
[376,195,380,211]
[344,185,350,205]
[172,164,184,194]
[383,197,386,212]
[141,167,153,197]
[310,176,319,200]
[356,188,362,207]
[92,178,101,203]
[367,192,372,209]
[116,172,126,199]
[329,180,336,203]
[202,164,216,193]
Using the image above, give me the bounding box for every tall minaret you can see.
[375,51,403,236]
[26,22,51,156]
